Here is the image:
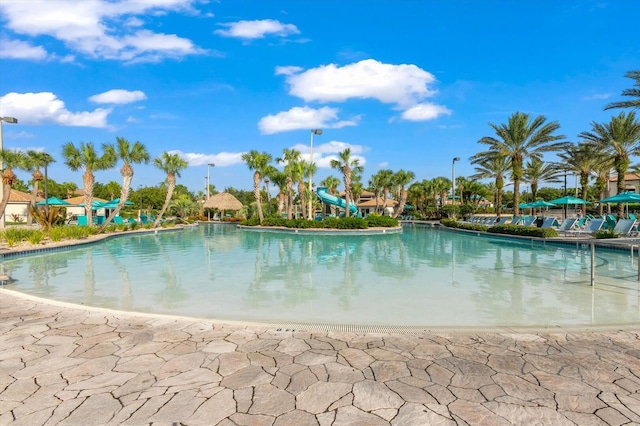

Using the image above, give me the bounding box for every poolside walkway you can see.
[2,291,640,425]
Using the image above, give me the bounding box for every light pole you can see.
[0,116,18,228]
[207,163,215,199]
[451,157,460,205]
[309,129,322,219]
[564,169,568,220]
[138,185,142,222]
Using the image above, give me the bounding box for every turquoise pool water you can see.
[2,223,640,327]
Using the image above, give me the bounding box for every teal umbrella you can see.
[528,200,556,208]
[548,195,591,205]
[101,198,134,208]
[597,192,640,203]
[36,196,70,206]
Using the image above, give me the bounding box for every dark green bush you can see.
[440,219,489,232]
[595,229,618,239]
[487,224,558,238]
[365,215,398,227]
[241,217,260,226]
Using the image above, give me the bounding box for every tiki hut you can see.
[203,192,244,220]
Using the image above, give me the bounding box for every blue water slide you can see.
[316,187,358,214]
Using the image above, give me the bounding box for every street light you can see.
[309,129,322,219]
[207,163,215,199]
[451,157,460,205]
[0,116,18,228]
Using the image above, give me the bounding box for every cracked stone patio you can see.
[2,291,640,425]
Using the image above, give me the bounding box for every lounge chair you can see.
[509,216,522,225]
[556,217,577,235]
[567,218,605,237]
[491,217,509,226]
[483,216,498,225]
[521,216,536,226]
[613,219,637,237]
[540,217,558,229]
[604,214,617,230]
[113,216,125,225]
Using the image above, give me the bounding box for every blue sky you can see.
[0,0,638,195]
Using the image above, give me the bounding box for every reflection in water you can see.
[2,224,640,327]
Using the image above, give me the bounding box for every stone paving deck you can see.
[2,290,640,425]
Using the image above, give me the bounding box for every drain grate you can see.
[270,322,436,334]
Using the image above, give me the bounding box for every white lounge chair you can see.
[567,218,604,237]
[613,219,637,237]
[556,218,577,235]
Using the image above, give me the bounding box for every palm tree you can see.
[579,111,640,217]
[368,171,385,213]
[475,112,566,216]
[578,112,640,217]
[242,150,273,223]
[153,152,188,227]
[0,150,27,226]
[431,177,451,213]
[320,175,341,216]
[524,158,561,202]
[62,142,117,226]
[592,161,613,216]
[392,169,415,218]
[100,137,150,231]
[276,148,300,220]
[605,70,640,110]
[377,169,394,213]
[330,148,363,217]
[558,142,604,200]
[470,153,510,217]
[24,150,55,225]
[269,170,288,217]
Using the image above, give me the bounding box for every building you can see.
[6,190,41,223]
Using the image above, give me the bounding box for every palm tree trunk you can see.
[28,178,40,226]
[298,181,307,220]
[83,170,94,226]
[101,165,133,232]
[344,167,352,218]
[155,174,175,227]
[254,172,264,223]
[393,188,407,218]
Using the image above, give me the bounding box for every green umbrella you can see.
[548,195,591,205]
[597,192,640,203]
[36,196,70,206]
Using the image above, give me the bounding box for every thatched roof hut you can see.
[203,192,243,211]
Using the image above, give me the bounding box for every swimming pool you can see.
[3,223,640,328]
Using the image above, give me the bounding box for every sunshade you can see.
[528,200,556,208]
[36,196,70,206]
[597,192,640,203]
[101,198,134,208]
[548,195,591,205]
[518,202,532,209]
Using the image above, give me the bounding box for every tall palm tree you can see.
[605,70,640,110]
[558,142,604,200]
[62,142,117,226]
[391,169,415,218]
[474,112,566,216]
[24,150,55,225]
[330,148,363,217]
[368,171,385,213]
[0,150,27,226]
[269,170,288,217]
[276,148,300,220]
[100,137,150,231]
[153,152,188,227]
[524,158,561,202]
[470,153,510,217]
[431,177,451,213]
[320,175,341,216]
[242,150,273,223]
[377,169,394,212]
[579,111,640,217]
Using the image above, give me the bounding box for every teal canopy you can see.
[597,192,640,204]
[36,197,70,206]
[548,195,591,205]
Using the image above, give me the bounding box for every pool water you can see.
[3,223,640,327]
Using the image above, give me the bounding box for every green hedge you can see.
[440,219,558,238]
[240,215,399,229]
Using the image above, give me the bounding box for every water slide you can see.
[316,187,358,215]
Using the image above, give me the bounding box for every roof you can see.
[66,196,108,205]
[203,192,244,210]
[8,189,42,203]
[610,173,640,182]
[357,197,399,207]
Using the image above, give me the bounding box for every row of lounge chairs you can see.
[466,214,639,238]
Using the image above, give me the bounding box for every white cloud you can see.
[169,150,245,167]
[401,103,452,121]
[583,93,610,101]
[316,153,366,169]
[280,59,437,106]
[0,38,48,60]
[215,19,300,40]
[258,106,359,135]
[89,89,147,104]
[0,0,205,62]
[275,65,302,76]
[0,92,111,128]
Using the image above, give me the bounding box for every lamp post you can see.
[138,185,142,222]
[451,157,460,205]
[309,129,322,219]
[564,169,568,220]
[0,116,18,228]
[207,163,215,199]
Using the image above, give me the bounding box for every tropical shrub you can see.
[488,224,558,238]
[365,215,398,227]
[595,229,618,239]
[49,226,66,242]
[27,230,45,245]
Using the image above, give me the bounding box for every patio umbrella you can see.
[548,195,591,205]
[101,198,134,208]
[528,200,556,208]
[36,196,70,206]
[597,192,640,203]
